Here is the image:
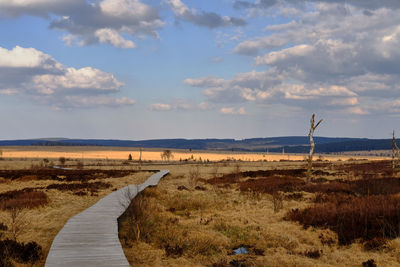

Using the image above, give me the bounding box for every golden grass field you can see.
[0,146,391,162]
[0,147,398,266]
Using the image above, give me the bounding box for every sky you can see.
[1,0,400,140]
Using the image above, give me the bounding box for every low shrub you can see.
[286,195,400,245]
[0,239,42,265]
[0,169,147,181]
[352,177,400,196]
[362,259,377,267]
[362,237,388,251]
[300,182,353,194]
[303,249,321,259]
[0,189,48,210]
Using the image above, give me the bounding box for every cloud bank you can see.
[0,45,134,108]
[181,2,400,116]
[167,0,247,28]
[0,0,164,48]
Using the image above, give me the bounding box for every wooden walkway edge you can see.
[45,170,169,267]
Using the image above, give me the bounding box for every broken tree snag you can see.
[307,114,323,183]
[392,131,400,170]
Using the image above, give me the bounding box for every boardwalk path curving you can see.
[45,170,169,267]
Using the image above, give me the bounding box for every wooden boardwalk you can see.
[45,170,169,267]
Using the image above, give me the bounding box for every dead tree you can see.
[307,114,323,183]
[392,131,400,170]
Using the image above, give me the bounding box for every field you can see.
[0,147,399,266]
[0,146,390,162]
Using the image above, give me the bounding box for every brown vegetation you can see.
[0,168,148,181]
[0,239,42,266]
[0,189,48,210]
[286,195,400,245]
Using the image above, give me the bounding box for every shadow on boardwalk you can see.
[45,170,169,267]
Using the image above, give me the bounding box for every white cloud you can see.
[0,0,164,48]
[95,29,136,48]
[234,35,287,55]
[149,100,215,111]
[167,0,247,28]
[31,67,124,94]
[220,107,246,115]
[0,89,17,95]
[0,46,62,71]
[149,103,172,111]
[184,77,225,87]
[63,96,135,108]
[0,46,134,108]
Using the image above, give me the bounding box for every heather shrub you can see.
[0,239,42,265]
[286,195,400,245]
[0,190,48,210]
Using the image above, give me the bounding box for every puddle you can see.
[233,246,248,255]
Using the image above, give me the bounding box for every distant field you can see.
[0,146,390,162]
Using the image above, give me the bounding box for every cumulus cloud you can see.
[149,100,214,111]
[233,0,400,11]
[149,103,172,111]
[167,0,247,28]
[185,67,362,114]
[0,45,134,108]
[0,0,164,48]
[217,2,400,115]
[234,35,287,55]
[220,107,246,115]
[184,77,225,87]
[95,28,136,48]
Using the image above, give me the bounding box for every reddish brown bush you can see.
[300,182,353,194]
[314,192,355,206]
[337,161,392,177]
[363,237,388,251]
[0,169,151,181]
[362,259,377,267]
[0,239,42,264]
[303,249,321,259]
[352,178,400,196]
[303,178,400,196]
[286,195,400,245]
[0,189,48,210]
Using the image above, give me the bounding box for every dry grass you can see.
[118,160,400,267]
[1,146,389,162]
[0,148,399,267]
[0,158,154,266]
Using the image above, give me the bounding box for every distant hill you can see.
[0,136,393,153]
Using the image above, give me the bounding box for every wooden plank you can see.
[45,170,169,267]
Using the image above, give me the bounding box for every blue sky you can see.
[1,0,400,140]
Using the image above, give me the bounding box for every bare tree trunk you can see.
[307,114,323,183]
